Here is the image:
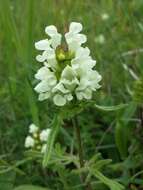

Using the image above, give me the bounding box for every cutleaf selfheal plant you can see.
[33,22,124,190]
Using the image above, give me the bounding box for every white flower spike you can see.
[34,22,102,106]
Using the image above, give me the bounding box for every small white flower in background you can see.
[34,22,102,106]
[25,123,51,153]
[25,136,35,148]
[95,34,105,44]
[101,13,109,21]
[40,129,51,142]
[29,123,39,134]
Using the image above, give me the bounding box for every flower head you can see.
[25,123,51,154]
[34,22,102,106]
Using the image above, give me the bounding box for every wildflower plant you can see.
[25,22,125,190]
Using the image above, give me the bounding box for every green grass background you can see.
[0,0,143,189]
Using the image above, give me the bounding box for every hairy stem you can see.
[72,117,92,190]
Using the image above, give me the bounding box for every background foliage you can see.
[0,0,143,189]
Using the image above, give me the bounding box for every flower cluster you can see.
[34,22,102,106]
[25,124,51,153]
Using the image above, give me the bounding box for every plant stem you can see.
[140,106,143,127]
[73,117,84,167]
[72,117,93,190]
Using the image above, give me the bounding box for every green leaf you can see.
[0,158,32,174]
[43,114,62,167]
[115,121,128,159]
[94,103,128,111]
[94,159,112,170]
[115,102,137,159]
[14,185,49,190]
[120,102,137,124]
[93,170,124,190]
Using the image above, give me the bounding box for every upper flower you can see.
[34,22,102,106]
[65,22,87,51]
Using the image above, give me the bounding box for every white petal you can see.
[65,32,73,42]
[89,70,102,83]
[76,47,90,57]
[76,78,88,91]
[65,33,87,51]
[35,66,51,80]
[83,89,92,99]
[34,80,50,93]
[76,91,83,100]
[38,92,51,101]
[36,54,46,62]
[45,25,58,36]
[44,48,56,59]
[36,49,56,63]
[76,34,87,44]
[51,33,62,49]
[67,40,80,52]
[61,65,76,80]
[53,94,66,106]
[45,25,62,49]
[65,94,73,101]
[69,22,83,34]
[35,39,50,50]
[52,83,69,94]
[48,76,57,86]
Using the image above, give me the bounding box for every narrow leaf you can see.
[43,115,62,167]
[94,103,128,111]
[94,159,112,170]
[14,185,49,190]
[115,121,128,159]
[93,170,124,190]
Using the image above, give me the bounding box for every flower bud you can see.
[57,49,66,61]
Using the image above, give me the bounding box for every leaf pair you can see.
[73,153,124,190]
